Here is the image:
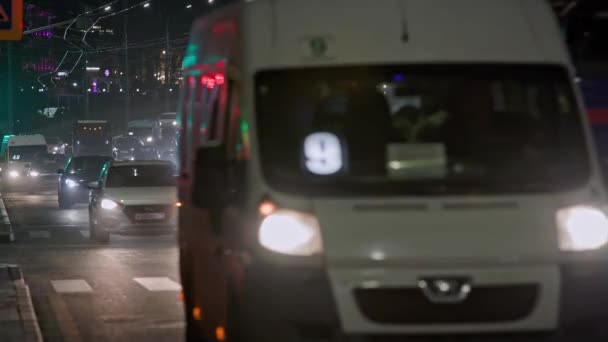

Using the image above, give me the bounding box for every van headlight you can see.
[557,206,608,251]
[101,199,118,210]
[8,170,19,178]
[258,210,323,256]
[30,171,40,177]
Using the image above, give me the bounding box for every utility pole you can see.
[165,15,171,112]
[7,42,14,133]
[124,0,131,127]
[83,62,89,119]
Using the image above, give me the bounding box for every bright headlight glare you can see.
[8,170,19,178]
[557,206,608,251]
[65,179,78,188]
[101,199,118,210]
[146,136,153,142]
[30,171,40,177]
[258,210,322,256]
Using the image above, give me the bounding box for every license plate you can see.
[135,212,165,221]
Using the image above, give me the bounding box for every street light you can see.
[104,6,112,12]
[186,4,192,9]
[143,2,150,8]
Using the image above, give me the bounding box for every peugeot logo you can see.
[418,276,472,304]
[309,37,328,57]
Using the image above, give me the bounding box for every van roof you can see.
[187,0,570,71]
[6,135,46,146]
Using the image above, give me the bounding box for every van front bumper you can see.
[237,259,608,341]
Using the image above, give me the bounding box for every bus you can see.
[177,1,607,341]
[73,120,112,157]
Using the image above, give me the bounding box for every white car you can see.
[88,160,177,243]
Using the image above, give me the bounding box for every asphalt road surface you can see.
[0,179,184,342]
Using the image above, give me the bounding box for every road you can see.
[0,179,184,342]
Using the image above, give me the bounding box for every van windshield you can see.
[9,145,48,162]
[255,64,590,196]
[128,127,154,138]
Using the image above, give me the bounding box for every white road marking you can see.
[134,277,182,292]
[51,279,93,294]
[29,230,51,238]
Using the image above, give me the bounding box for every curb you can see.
[6,265,43,342]
[0,194,14,242]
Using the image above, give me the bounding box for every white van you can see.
[177,1,607,341]
[0,135,47,185]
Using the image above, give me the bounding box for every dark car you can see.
[113,137,144,161]
[57,156,113,209]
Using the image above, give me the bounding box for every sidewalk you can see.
[0,265,42,342]
[0,195,14,242]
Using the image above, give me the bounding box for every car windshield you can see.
[256,64,590,195]
[116,138,143,150]
[128,127,153,137]
[106,164,176,187]
[67,157,111,177]
[9,145,48,162]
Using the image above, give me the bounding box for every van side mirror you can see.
[87,181,100,189]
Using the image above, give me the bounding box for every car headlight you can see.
[146,136,153,143]
[8,170,19,178]
[258,209,323,256]
[30,171,40,177]
[557,205,608,251]
[65,179,78,188]
[101,199,118,210]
